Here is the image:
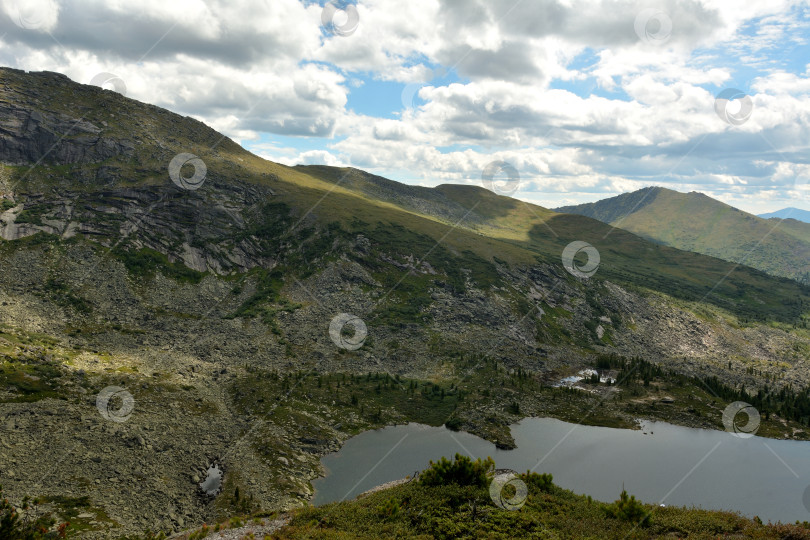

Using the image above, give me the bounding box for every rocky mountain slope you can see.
[555,186,810,284]
[1,68,810,537]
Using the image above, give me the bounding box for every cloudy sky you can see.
[0,0,808,213]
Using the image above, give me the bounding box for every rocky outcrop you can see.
[0,181,277,273]
[0,103,134,165]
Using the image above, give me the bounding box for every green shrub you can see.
[523,471,554,493]
[111,246,204,284]
[0,485,66,540]
[419,454,494,488]
[605,489,652,526]
[186,523,210,540]
[375,497,400,520]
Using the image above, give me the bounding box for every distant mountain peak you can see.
[759,207,810,224]
[555,187,810,283]
[553,186,667,225]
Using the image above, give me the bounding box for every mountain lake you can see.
[312,417,810,523]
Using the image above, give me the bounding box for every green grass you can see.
[0,359,63,402]
[0,327,67,402]
[593,353,810,439]
[35,494,116,535]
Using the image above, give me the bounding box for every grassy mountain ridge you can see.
[1,67,806,322]
[2,67,810,537]
[556,187,810,284]
[556,186,665,225]
[295,166,808,323]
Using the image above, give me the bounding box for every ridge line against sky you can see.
[0,0,808,213]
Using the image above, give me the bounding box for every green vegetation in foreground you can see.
[0,358,63,403]
[0,328,67,403]
[264,455,810,539]
[0,485,68,540]
[0,484,121,539]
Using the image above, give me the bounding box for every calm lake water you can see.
[312,417,810,523]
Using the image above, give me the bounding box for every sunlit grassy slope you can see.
[556,186,810,284]
[292,165,809,322]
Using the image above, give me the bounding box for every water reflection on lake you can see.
[312,417,810,523]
